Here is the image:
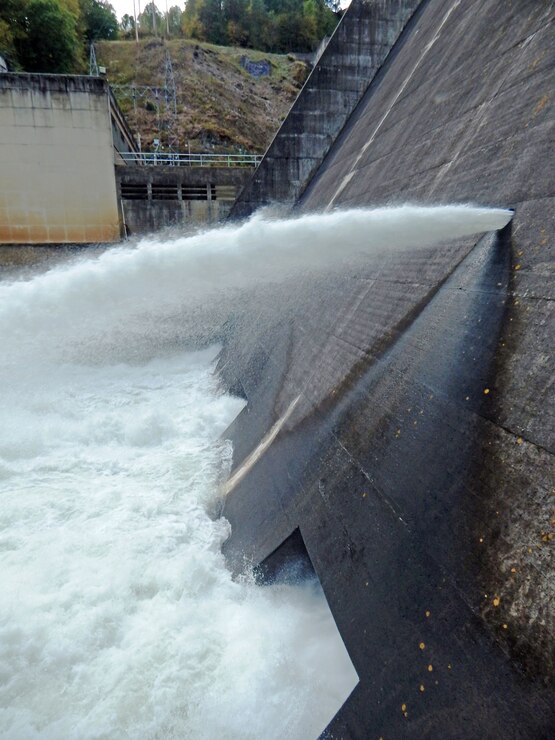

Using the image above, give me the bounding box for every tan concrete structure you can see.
[0,74,137,244]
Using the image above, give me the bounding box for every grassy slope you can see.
[96,38,309,154]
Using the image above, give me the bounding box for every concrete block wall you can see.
[229,0,423,220]
[0,74,121,244]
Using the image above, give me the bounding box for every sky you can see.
[108,1,351,24]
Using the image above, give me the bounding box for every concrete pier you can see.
[230,0,423,220]
[0,74,137,244]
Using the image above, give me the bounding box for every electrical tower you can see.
[111,47,179,153]
[163,49,177,116]
[89,43,99,76]
[101,44,180,153]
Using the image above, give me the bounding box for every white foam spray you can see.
[0,345,358,739]
[0,206,511,358]
[0,206,512,738]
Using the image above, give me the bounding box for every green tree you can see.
[272,0,337,52]
[59,0,82,22]
[317,0,340,36]
[275,12,302,52]
[223,0,247,24]
[181,0,205,39]
[304,0,333,43]
[247,0,272,51]
[265,0,291,11]
[165,5,183,37]
[120,13,135,37]
[80,0,119,40]
[199,0,226,45]
[139,2,163,36]
[223,0,247,45]
[18,0,81,72]
[0,0,27,67]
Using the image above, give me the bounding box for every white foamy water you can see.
[0,206,512,738]
[0,346,357,739]
[0,205,512,361]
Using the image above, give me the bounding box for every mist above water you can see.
[0,346,360,739]
[0,206,512,738]
[0,205,511,365]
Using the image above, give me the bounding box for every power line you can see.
[109,46,180,152]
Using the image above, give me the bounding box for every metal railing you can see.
[118,151,262,168]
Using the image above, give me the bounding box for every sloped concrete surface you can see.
[221,0,555,736]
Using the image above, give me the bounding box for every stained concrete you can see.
[230,0,423,220]
[0,74,137,244]
[220,0,555,736]
[117,165,252,236]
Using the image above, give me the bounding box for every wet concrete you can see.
[221,0,555,735]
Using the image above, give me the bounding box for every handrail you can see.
[118,151,262,167]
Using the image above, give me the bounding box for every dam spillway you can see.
[220,0,555,737]
[0,206,516,738]
[0,0,553,736]
[1,218,382,738]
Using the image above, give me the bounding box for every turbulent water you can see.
[0,206,512,738]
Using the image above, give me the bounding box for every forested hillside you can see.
[0,1,335,154]
[177,0,340,52]
[0,1,340,73]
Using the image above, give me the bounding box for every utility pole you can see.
[133,0,139,43]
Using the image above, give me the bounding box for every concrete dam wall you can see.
[0,74,136,245]
[230,0,423,219]
[220,0,555,737]
[117,165,252,236]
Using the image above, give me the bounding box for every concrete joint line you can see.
[333,433,408,526]
[222,395,301,496]
[487,419,555,459]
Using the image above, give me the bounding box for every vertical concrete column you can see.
[0,74,122,244]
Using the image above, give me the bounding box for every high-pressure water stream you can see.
[0,206,512,738]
